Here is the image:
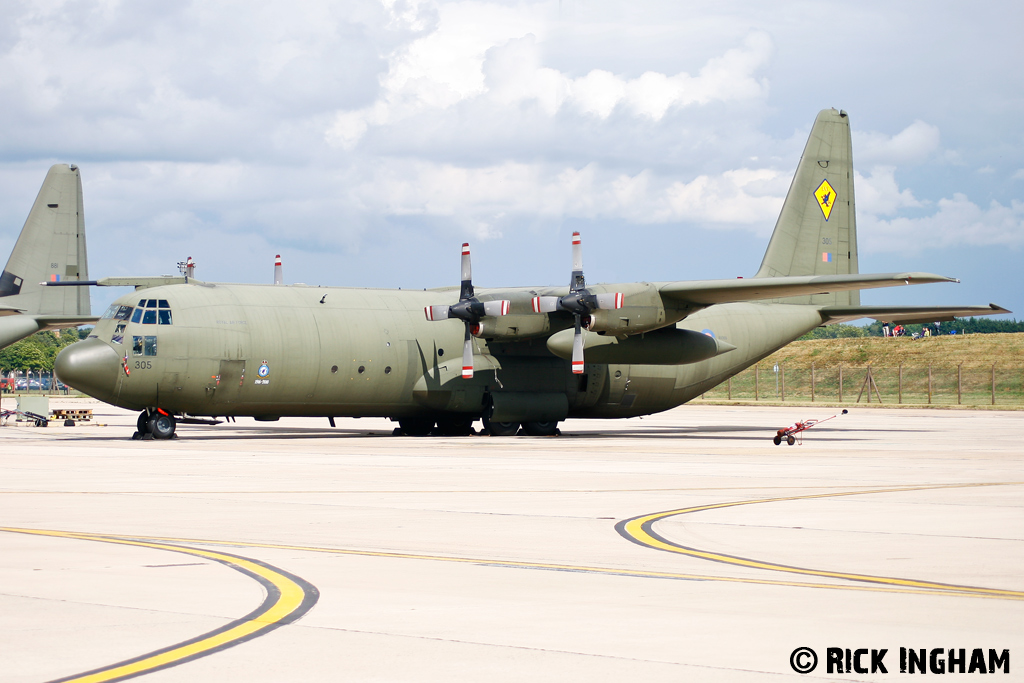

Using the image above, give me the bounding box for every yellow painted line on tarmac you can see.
[0,527,318,683]
[617,482,1024,600]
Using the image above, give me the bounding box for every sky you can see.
[1,0,1021,319]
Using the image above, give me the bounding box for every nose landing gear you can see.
[134,409,177,440]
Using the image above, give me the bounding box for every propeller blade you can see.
[594,292,624,309]
[571,314,585,374]
[424,305,450,321]
[460,242,474,300]
[570,231,585,291]
[532,296,560,313]
[462,324,474,378]
[482,299,510,317]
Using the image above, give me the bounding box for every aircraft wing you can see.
[657,272,958,306]
[819,303,1011,325]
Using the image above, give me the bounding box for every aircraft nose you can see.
[55,339,121,399]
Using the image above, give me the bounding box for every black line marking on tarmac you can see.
[616,482,1024,600]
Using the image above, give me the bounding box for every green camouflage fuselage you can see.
[76,282,823,420]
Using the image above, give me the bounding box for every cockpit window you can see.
[133,298,174,324]
[113,305,133,321]
[132,336,158,356]
[111,323,126,344]
[101,304,118,320]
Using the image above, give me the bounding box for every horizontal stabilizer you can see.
[0,314,97,348]
[819,303,1011,325]
[659,272,957,307]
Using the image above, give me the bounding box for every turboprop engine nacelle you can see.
[472,312,552,340]
[584,306,664,335]
[546,326,736,365]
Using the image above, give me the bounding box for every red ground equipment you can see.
[773,409,848,445]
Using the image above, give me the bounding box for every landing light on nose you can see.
[54,340,122,400]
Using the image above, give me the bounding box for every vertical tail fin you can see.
[756,108,859,306]
[0,164,90,315]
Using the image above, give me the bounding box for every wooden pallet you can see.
[51,408,93,422]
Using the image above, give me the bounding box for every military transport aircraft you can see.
[0,164,96,349]
[52,109,1008,439]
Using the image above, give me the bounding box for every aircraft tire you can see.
[483,417,519,437]
[435,417,474,436]
[399,418,434,436]
[773,435,782,445]
[786,435,796,446]
[148,413,176,440]
[522,421,559,437]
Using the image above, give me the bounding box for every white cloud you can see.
[327,26,772,147]
[854,166,922,216]
[343,159,783,235]
[854,120,941,165]
[861,194,1024,253]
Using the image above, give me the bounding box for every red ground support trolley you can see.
[773,409,848,445]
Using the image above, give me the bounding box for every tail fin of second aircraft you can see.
[755,108,860,306]
[0,164,90,316]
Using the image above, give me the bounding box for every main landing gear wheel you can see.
[482,416,519,436]
[435,417,474,436]
[137,411,150,436]
[522,421,559,437]
[399,418,434,436]
[148,413,176,440]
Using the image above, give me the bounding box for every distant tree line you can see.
[0,327,92,373]
[799,318,1024,340]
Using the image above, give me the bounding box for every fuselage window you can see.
[142,309,157,324]
[112,323,126,344]
[113,305,133,321]
[132,336,144,356]
[131,308,143,323]
[144,336,157,356]
[158,309,172,325]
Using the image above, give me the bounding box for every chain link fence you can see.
[701,363,1024,406]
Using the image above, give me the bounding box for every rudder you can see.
[755,109,859,306]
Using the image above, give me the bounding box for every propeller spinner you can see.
[531,232,623,374]
[424,243,510,378]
